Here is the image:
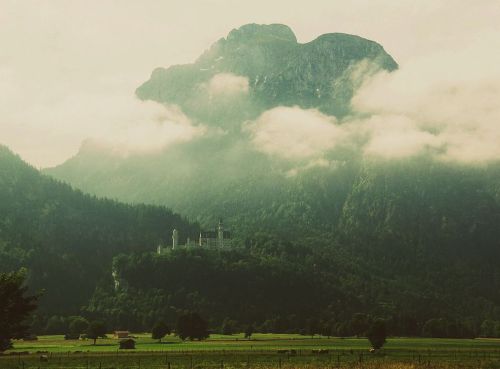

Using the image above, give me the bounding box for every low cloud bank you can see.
[247,30,500,165]
[245,107,344,160]
[0,72,204,166]
[352,30,500,163]
[89,101,205,157]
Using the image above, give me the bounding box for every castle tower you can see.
[172,229,179,249]
[217,219,224,247]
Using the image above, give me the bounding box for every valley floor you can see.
[2,334,500,368]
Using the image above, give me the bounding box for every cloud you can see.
[247,29,500,166]
[206,73,249,97]
[285,158,337,178]
[351,30,500,163]
[358,115,442,159]
[88,102,205,156]
[245,106,345,160]
[2,0,500,167]
[0,73,204,166]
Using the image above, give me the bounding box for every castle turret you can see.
[217,219,224,247]
[172,229,179,249]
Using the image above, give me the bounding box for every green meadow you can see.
[2,334,500,369]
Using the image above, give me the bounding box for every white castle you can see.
[157,219,232,254]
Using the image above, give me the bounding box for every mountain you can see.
[7,139,500,334]
[0,145,198,321]
[42,24,500,333]
[85,158,500,334]
[136,23,397,122]
[46,24,397,230]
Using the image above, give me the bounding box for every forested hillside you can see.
[84,158,500,337]
[3,144,500,337]
[35,24,500,336]
[0,145,198,323]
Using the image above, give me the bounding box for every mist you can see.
[245,26,500,166]
[351,29,500,163]
[1,0,500,167]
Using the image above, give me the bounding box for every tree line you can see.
[6,268,500,356]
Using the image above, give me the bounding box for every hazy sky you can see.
[1,0,500,167]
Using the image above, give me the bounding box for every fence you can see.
[1,348,500,369]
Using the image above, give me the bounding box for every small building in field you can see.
[119,338,136,350]
[115,331,130,339]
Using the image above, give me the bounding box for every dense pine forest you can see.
[3,144,500,338]
[0,145,197,328]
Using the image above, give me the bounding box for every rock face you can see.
[136,23,397,122]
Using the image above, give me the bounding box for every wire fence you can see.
[2,348,500,369]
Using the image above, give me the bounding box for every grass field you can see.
[1,334,500,369]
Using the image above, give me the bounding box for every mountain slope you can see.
[46,24,397,229]
[0,145,198,319]
[86,159,500,333]
[42,24,500,331]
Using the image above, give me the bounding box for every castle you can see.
[157,219,232,254]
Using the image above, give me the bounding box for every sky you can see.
[1,0,500,167]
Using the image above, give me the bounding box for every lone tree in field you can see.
[87,321,107,345]
[367,319,387,350]
[152,320,171,342]
[244,324,254,339]
[175,312,209,341]
[0,269,38,353]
